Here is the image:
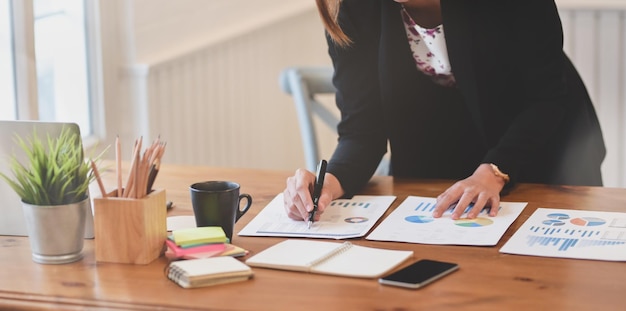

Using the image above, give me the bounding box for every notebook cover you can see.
[167,256,253,288]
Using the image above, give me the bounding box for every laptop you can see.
[0,120,94,238]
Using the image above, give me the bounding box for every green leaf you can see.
[0,126,107,205]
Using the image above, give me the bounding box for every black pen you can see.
[307,159,327,229]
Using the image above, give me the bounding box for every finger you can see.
[294,194,309,220]
[487,196,501,217]
[284,170,313,220]
[451,192,474,220]
[433,187,461,218]
[466,193,489,219]
[293,169,316,219]
[286,203,304,220]
[283,178,298,220]
[283,185,305,221]
[313,190,333,221]
[293,169,313,199]
[284,176,297,203]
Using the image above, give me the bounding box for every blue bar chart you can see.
[413,201,499,215]
[526,235,625,252]
[330,201,371,209]
[500,208,626,261]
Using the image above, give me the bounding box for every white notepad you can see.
[245,239,413,278]
[167,256,253,288]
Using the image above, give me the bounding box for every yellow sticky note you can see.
[172,226,228,246]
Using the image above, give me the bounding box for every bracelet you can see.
[489,163,510,184]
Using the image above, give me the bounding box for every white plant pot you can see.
[22,197,88,264]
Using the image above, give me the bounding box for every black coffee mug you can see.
[189,181,252,241]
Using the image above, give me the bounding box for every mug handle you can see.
[235,193,252,222]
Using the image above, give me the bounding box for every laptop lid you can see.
[0,120,94,238]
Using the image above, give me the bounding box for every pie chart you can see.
[542,219,566,226]
[547,213,570,220]
[454,217,494,227]
[344,217,368,223]
[405,215,434,224]
[570,217,606,226]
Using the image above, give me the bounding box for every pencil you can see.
[133,146,140,199]
[146,161,159,193]
[146,139,166,193]
[116,135,122,197]
[91,160,107,198]
[118,136,166,199]
[138,147,151,198]
[123,138,142,198]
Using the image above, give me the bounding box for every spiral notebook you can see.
[245,239,413,278]
[167,256,253,288]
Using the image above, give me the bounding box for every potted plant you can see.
[0,126,102,264]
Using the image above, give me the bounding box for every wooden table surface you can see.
[0,164,625,311]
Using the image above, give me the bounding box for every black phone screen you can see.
[378,259,459,289]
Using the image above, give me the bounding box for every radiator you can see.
[129,6,626,187]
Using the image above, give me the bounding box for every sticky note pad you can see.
[172,226,228,247]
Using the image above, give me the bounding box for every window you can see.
[0,0,16,119]
[1,0,94,136]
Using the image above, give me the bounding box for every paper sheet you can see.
[238,194,396,239]
[500,208,626,261]
[366,196,527,246]
[167,215,197,231]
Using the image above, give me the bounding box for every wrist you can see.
[324,173,345,199]
[488,163,510,184]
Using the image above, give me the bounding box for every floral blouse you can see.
[401,7,456,87]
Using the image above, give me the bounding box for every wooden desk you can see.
[1,164,624,310]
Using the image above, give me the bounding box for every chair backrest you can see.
[280,66,389,175]
[280,66,338,172]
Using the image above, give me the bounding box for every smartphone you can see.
[378,259,459,289]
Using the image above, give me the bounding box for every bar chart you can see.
[500,208,626,261]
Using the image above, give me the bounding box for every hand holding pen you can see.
[307,159,327,229]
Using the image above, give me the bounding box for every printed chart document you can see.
[245,239,413,278]
[238,193,396,239]
[366,196,527,246]
[500,208,626,261]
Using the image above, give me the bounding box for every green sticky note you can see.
[172,226,228,246]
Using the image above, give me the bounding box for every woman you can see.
[283,0,605,223]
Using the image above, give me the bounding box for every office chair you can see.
[279,66,389,175]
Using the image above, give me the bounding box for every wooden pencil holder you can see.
[94,189,167,264]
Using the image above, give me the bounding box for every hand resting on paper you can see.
[283,168,344,221]
[432,164,505,220]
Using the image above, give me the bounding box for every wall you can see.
[114,0,331,172]
[557,0,626,187]
[131,0,315,64]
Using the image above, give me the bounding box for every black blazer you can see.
[325,0,606,196]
